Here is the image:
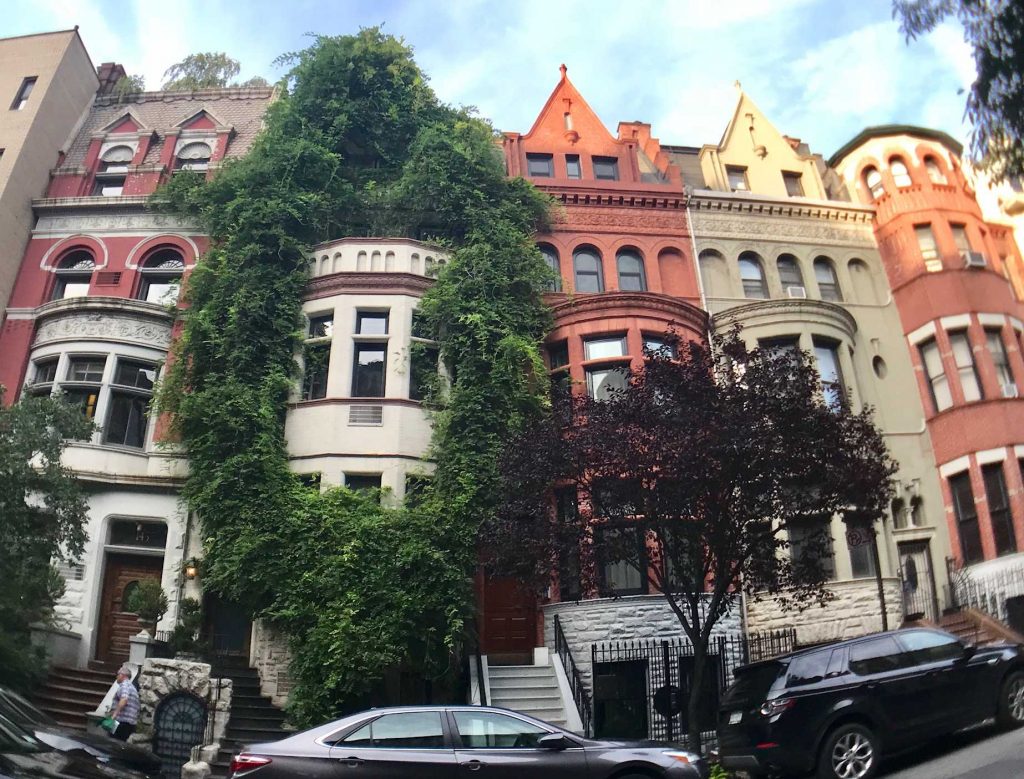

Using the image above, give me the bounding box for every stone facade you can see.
[136,657,232,744]
[746,579,904,645]
[251,621,294,707]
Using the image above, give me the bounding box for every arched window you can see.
[52,250,95,300]
[539,245,561,292]
[616,249,646,291]
[813,257,843,302]
[175,141,212,171]
[138,249,185,304]
[573,247,604,293]
[777,254,804,296]
[738,253,768,299]
[924,156,947,185]
[864,166,884,200]
[93,145,133,196]
[890,157,912,188]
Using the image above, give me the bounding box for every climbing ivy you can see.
[157,28,552,725]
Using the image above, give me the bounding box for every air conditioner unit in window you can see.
[924,259,944,273]
[963,251,988,268]
[786,285,807,299]
[1002,383,1019,398]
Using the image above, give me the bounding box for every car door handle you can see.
[338,757,363,767]
[863,682,879,691]
[465,759,486,771]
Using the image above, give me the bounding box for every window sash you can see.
[891,161,912,187]
[593,157,619,181]
[986,330,1014,387]
[617,253,646,291]
[814,261,843,302]
[574,252,604,293]
[949,473,983,563]
[54,276,92,299]
[915,226,938,259]
[951,224,971,254]
[982,464,1017,555]
[586,366,627,400]
[777,258,803,287]
[949,332,982,401]
[738,259,767,298]
[141,277,180,304]
[584,336,626,360]
[68,359,105,383]
[104,391,150,448]
[783,172,804,197]
[526,154,554,178]
[565,155,581,179]
[302,344,330,400]
[356,311,389,335]
[541,247,562,292]
[352,344,386,397]
[727,166,748,191]
[788,520,836,580]
[920,340,951,411]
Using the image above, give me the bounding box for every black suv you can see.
[717,627,1024,779]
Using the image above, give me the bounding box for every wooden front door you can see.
[96,554,164,663]
[477,573,536,663]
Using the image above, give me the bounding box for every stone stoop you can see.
[940,608,1024,646]
[209,660,289,778]
[486,664,567,729]
[32,665,113,730]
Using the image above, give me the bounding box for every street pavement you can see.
[877,723,1024,778]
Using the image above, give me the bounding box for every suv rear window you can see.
[724,661,784,704]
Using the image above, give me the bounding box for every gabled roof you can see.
[714,88,803,162]
[519,64,616,147]
[172,107,229,130]
[98,109,149,134]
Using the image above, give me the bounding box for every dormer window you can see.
[138,249,185,304]
[175,141,213,171]
[52,251,95,300]
[92,145,133,196]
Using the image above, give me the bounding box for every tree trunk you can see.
[686,635,707,753]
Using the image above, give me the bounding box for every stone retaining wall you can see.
[251,620,294,707]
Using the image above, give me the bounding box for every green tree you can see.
[0,393,93,689]
[162,52,268,91]
[894,0,1024,181]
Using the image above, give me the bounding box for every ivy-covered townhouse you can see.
[832,127,1024,615]
[684,91,951,644]
[0,83,276,672]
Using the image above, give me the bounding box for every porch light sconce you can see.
[183,558,200,580]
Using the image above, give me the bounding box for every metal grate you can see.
[153,692,207,779]
[95,271,122,286]
[57,561,85,581]
[348,405,383,425]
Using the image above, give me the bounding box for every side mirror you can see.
[960,644,977,662]
[537,733,568,750]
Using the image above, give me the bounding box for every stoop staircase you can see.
[209,659,289,778]
[487,664,567,728]
[940,608,1024,646]
[32,663,116,730]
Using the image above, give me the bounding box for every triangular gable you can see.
[717,90,803,164]
[520,65,617,149]
[173,107,228,130]
[99,109,148,134]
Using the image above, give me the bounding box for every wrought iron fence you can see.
[553,615,593,736]
[947,559,1024,633]
[589,628,796,749]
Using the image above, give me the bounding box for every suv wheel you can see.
[998,671,1024,728]
[817,723,878,779]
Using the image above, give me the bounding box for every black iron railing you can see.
[553,615,593,737]
[947,558,1024,630]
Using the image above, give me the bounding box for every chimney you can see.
[96,62,127,95]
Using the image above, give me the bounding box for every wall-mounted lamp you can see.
[183,558,201,580]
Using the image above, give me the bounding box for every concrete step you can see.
[487,665,556,678]
[489,676,559,690]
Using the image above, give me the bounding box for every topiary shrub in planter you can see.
[126,580,168,636]
[168,597,206,659]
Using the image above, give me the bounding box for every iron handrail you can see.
[553,614,592,737]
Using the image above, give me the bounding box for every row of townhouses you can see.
[3,28,1024,758]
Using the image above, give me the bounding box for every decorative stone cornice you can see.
[713,298,858,340]
[548,291,707,333]
[32,297,175,350]
[690,190,875,224]
[303,271,433,300]
[545,186,690,211]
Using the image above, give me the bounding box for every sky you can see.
[5,0,976,158]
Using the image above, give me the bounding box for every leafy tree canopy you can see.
[894,0,1024,181]
[488,330,897,750]
[0,393,93,690]
[162,52,268,91]
[158,28,551,724]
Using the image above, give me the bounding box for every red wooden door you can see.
[478,574,536,662]
[96,554,164,663]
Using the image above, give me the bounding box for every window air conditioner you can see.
[963,251,988,268]
[1002,383,1019,398]
[786,286,807,299]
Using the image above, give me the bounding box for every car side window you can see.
[340,712,445,748]
[896,631,964,665]
[848,637,906,676]
[785,650,832,687]
[453,711,549,749]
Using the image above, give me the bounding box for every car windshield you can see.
[0,713,46,754]
[723,661,785,705]
[0,688,55,728]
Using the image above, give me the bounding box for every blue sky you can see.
[6,0,975,158]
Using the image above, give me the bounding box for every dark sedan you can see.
[228,705,708,778]
[717,627,1024,779]
[0,688,159,779]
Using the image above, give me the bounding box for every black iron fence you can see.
[590,628,796,748]
[947,559,1024,634]
[553,615,593,736]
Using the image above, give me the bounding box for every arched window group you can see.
[699,249,861,304]
[863,152,954,200]
[542,245,661,293]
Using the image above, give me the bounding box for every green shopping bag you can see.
[100,717,116,732]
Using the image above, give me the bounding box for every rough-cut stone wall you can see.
[136,658,232,746]
[251,620,293,707]
[542,594,743,693]
[746,578,904,645]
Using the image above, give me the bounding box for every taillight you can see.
[229,754,272,776]
[759,698,795,717]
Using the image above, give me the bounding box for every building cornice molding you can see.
[547,291,708,333]
[303,271,433,300]
[690,190,875,224]
[32,297,176,350]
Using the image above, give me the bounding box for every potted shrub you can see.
[168,597,205,659]
[125,579,168,636]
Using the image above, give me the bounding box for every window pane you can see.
[593,157,619,181]
[865,168,884,199]
[891,160,912,187]
[55,278,91,299]
[309,315,333,338]
[574,250,603,293]
[365,712,444,749]
[949,473,983,563]
[738,258,766,298]
[727,166,748,191]
[599,527,644,595]
[849,637,905,675]
[352,344,386,397]
[587,367,627,400]
[454,711,548,749]
[896,631,962,665]
[109,520,167,548]
[814,259,842,302]
[983,463,1017,555]
[949,332,981,401]
[143,279,180,304]
[951,224,971,254]
[566,154,581,179]
[346,473,382,492]
[925,159,947,184]
[547,340,569,369]
[848,524,877,579]
[62,388,100,421]
[617,251,646,291]
[777,257,803,287]
[813,341,844,410]
[356,312,388,335]
[786,651,832,687]
[105,392,149,448]
[585,336,626,360]
[986,330,1014,388]
[114,361,156,390]
[68,358,105,383]
[526,153,553,178]
[783,172,804,197]
[789,520,835,580]
[33,359,59,384]
[643,336,675,358]
[920,340,951,411]
[302,344,329,400]
[410,344,438,401]
[540,246,562,291]
[915,225,938,259]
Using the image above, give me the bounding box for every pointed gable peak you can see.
[99,110,147,134]
[521,64,616,148]
[718,88,796,161]
[174,107,227,130]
